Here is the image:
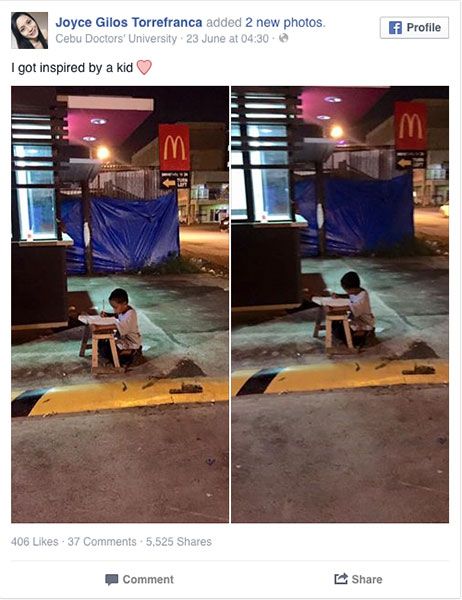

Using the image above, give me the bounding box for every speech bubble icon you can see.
[105,574,119,586]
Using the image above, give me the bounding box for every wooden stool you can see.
[79,324,91,357]
[313,308,355,352]
[80,324,123,373]
[325,313,354,351]
[91,330,121,371]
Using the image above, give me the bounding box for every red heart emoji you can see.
[137,60,152,75]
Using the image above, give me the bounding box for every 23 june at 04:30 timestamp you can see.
[186,32,271,43]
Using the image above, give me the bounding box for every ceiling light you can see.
[82,135,96,142]
[90,118,107,125]
[316,115,331,121]
[324,96,342,103]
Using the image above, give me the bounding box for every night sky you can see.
[354,86,449,138]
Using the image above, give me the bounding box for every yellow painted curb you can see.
[13,359,449,417]
[13,377,228,417]
[232,359,448,397]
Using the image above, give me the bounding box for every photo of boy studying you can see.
[100,288,142,365]
[312,271,375,350]
[78,288,142,369]
[331,271,375,347]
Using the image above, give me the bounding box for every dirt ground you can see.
[232,385,448,523]
[12,402,229,523]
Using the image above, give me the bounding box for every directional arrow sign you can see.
[397,158,412,168]
[160,171,191,190]
[395,150,427,170]
[162,178,176,188]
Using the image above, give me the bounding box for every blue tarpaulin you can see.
[296,173,414,256]
[61,197,86,275]
[61,193,179,274]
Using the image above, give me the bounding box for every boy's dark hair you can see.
[341,271,361,289]
[109,288,129,303]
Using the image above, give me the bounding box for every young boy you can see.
[332,271,375,347]
[101,288,142,365]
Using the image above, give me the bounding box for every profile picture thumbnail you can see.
[11,12,48,49]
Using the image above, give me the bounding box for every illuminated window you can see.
[12,128,58,240]
[231,118,291,221]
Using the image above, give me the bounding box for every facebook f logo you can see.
[389,21,403,34]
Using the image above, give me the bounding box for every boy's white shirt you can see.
[115,307,142,349]
[348,289,375,331]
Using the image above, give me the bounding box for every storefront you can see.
[231,87,335,311]
[11,91,72,330]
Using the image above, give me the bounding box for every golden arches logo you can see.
[164,135,186,160]
[398,113,423,139]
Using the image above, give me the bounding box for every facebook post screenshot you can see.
[1,0,461,598]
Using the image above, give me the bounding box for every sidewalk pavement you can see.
[12,272,229,390]
[232,256,448,371]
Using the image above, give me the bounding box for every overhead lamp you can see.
[316,115,331,121]
[324,96,342,103]
[90,118,107,125]
[83,135,97,142]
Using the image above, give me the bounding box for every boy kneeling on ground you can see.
[331,271,376,348]
[100,288,142,365]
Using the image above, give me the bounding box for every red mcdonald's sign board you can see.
[159,124,190,171]
[394,101,427,151]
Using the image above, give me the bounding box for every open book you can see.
[78,315,117,326]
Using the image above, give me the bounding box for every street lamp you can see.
[330,125,344,139]
[96,145,110,161]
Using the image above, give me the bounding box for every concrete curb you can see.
[12,359,448,417]
[232,359,449,397]
[11,377,229,418]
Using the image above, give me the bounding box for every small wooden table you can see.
[312,301,355,353]
[79,324,124,373]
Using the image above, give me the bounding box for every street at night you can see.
[414,206,449,241]
[11,85,229,524]
[231,85,448,524]
[180,224,229,268]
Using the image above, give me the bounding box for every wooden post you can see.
[176,188,181,256]
[81,179,93,275]
[315,161,326,256]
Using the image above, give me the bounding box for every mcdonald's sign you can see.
[159,124,190,171]
[394,101,427,151]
